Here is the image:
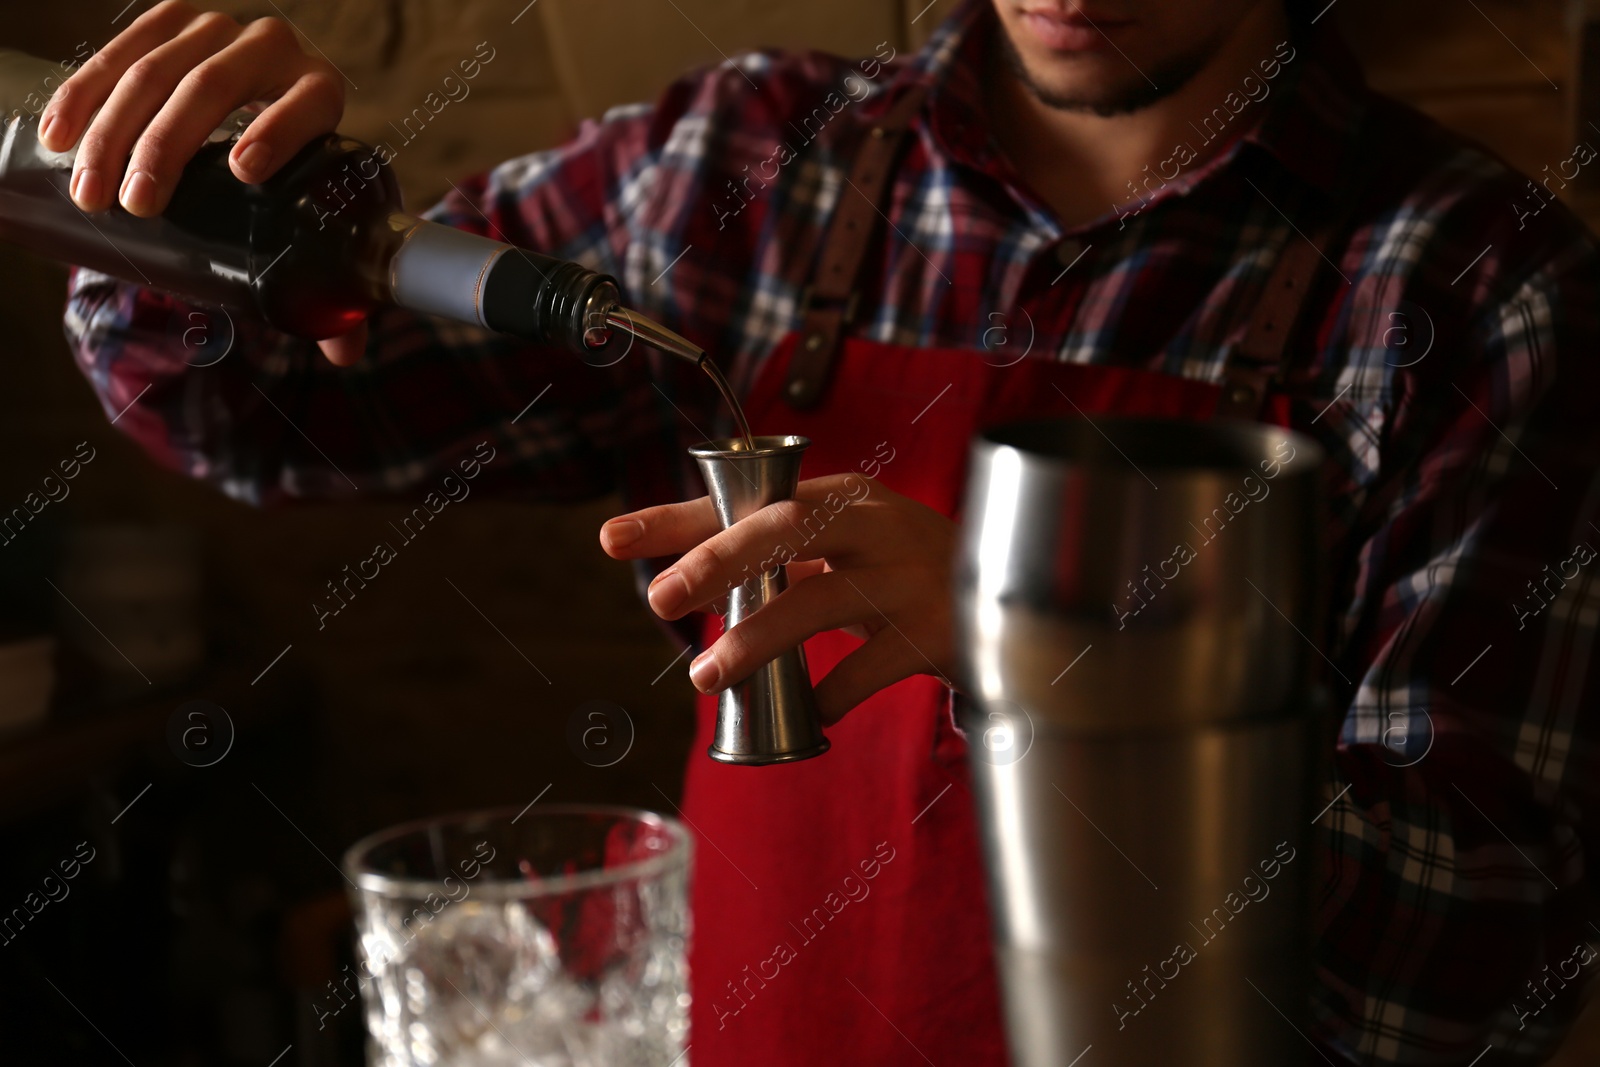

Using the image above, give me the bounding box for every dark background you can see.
[0,0,1593,1063]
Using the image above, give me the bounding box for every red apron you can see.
[676,84,1327,1067]
[679,344,1306,1064]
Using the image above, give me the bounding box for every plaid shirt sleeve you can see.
[1315,217,1600,1062]
[61,90,693,507]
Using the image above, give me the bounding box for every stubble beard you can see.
[993,20,1225,117]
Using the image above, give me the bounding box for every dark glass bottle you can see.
[0,49,702,364]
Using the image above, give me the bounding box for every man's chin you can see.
[1018,72,1171,116]
[1007,56,1176,115]
[994,20,1213,116]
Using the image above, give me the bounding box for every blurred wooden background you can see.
[0,0,1594,1063]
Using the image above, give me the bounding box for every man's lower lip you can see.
[1019,10,1134,52]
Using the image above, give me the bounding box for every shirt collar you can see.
[1242,27,1371,202]
[897,1,1372,213]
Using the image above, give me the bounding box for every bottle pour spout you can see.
[601,306,706,367]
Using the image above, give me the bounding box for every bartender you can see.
[52,0,1600,1062]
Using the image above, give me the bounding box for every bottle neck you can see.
[381,212,508,329]
[383,213,625,353]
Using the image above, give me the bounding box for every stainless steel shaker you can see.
[954,417,1328,1065]
[691,435,830,765]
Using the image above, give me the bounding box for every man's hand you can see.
[599,475,957,724]
[40,0,364,364]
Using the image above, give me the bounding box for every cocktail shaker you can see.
[954,417,1328,1065]
[691,435,829,765]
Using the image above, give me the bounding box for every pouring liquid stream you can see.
[601,307,754,451]
[700,358,755,452]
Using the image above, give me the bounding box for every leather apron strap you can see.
[1212,225,1341,420]
[784,84,931,409]
[783,80,1341,420]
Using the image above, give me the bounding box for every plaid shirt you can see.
[65,1,1600,1061]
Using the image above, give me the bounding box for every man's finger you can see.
[689,571,868,694]
[792,472,879,501]
[40,0,199,153]
[599,496,720,560]
[317,320,367,365]
[785,558,828,583]
[610,473,881,566]
[227,65,344,184]
[642,496,848,621]
[127,24,330,214]
[71,12,238,212]
[812,629,929,725]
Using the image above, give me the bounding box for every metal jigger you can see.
[690,435,830,765]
